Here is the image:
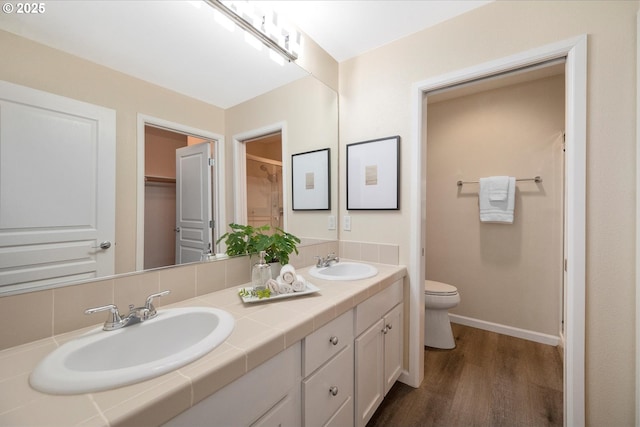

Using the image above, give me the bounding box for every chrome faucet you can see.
[315,252,339,268]
[85,290,170,331]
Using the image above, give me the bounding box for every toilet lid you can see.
[424,280,458,296]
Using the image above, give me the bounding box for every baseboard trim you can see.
[449,314,560,346]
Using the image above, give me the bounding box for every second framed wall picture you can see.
[291,148,330,210]
[346,136,400,210]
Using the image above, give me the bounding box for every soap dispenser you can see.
[251,251,272,291]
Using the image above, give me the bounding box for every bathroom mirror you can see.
[0,1,338,295]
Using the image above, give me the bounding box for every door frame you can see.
[409,35,586,426]
[136,114,225,271]
[636,11,640,426]
[232,121,287,227]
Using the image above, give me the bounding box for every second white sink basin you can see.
[30,307,235,395]
[309,262,378,281]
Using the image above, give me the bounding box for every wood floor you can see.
[367,323,563,427]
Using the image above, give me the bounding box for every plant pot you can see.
[269,262,282,279]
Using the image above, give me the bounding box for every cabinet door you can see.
[164,344,300,427]
[354,319,384,427]
[252,390,301,427]
[383,303,403,395]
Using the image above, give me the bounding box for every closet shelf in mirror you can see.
[145,176,176,184]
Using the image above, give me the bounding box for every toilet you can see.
[424,280,460,349]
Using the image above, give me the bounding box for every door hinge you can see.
[208,158,215,167]
[209,220,215,229]
[564,259,568,271]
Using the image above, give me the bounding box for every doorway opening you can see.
[422,62,565,423]
[245,132,283,229]
[409,36,586,426]
[143,126,213,269]
[136,115,224,272]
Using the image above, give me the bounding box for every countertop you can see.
[0,262,406,427]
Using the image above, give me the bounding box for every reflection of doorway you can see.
[143,125,212,269]
[245,132,283,229]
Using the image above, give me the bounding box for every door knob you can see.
[92,241,111,250]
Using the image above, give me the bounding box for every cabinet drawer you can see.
[324,396,353,427]
[303,345,354,426]
[303,309,353,377]
[355,279,402,336]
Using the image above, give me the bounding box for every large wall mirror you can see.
[0,1,338,295]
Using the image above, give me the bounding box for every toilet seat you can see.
[424,280,458,296]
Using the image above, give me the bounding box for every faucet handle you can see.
[144,290,171,316]
[85,304,123,331]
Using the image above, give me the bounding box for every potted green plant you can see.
[217,223,301,266]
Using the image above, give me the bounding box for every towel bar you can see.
[456,176,542,187]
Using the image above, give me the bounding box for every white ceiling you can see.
[268,1,492,62]
[0,1,491,108]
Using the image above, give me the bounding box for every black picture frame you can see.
[291,148,331,210]
[346,136,400,210]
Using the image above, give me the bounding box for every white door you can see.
[175,143,212,264]
[0,80,116,292]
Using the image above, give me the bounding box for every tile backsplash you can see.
[0,239,399,350]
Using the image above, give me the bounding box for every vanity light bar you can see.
[204,0,299,62]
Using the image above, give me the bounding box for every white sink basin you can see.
[30,307,235,395]
[309,262,378,281]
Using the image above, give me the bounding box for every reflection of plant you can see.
[217,223,300,265]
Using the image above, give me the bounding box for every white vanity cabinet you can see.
[162,275,405,427]
[354,280,404,427]
[164,342,302,427]
[302,310,354,427]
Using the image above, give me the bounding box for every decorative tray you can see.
[238,281,320,303]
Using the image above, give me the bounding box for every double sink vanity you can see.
[1,260,406,427]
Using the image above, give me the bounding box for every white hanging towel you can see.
[479,176,515,223]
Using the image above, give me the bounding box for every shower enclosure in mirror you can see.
[245,132,283,229]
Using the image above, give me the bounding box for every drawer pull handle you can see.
[329,336,339,346]
[329,386,339,396]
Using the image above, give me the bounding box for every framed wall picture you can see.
[346,136,400,210]
[291,148,330,210]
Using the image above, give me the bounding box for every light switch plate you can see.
[343,215,351,231]
[328,215,336,230]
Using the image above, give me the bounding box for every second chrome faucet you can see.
[85,290,171,331]
[315,253,339,268]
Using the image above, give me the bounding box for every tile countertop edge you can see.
[0,262,407,427]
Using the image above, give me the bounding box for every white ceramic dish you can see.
[239,281,320,303]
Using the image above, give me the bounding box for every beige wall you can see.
[145,126,187,178]
[426,75,565,337]
[0,30,226,275]
[225,76,339,240]
[339,1,637,424]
